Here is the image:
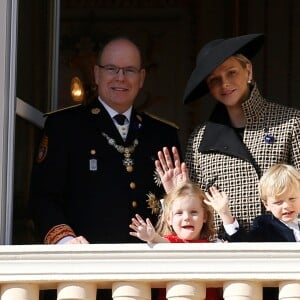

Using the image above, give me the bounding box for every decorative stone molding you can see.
[0,243,299,299]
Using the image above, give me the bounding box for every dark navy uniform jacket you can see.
[29,99,180,244]
[224,214,297,242]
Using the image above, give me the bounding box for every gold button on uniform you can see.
[131,201,137,208]
[126,165,133,172]
[130,182,136,189]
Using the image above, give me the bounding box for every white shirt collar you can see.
[98,97,132,121]
[281,218,300,242]
[282,218,299,229]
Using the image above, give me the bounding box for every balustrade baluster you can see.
[112,282,151,300]
[0,283,39,300]
[223,281,262,300]
[279,281,300,300]
[57,282,97,300]
[166,281,206,300]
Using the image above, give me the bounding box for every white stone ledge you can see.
[0,243,299,289]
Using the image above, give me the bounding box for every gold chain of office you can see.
[101,132,138,172]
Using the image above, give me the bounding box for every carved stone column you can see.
[223,281,262,300]
[112,282,151,300]
[279,281,300,300]
[57,282,97,300]
[1,283,39,300]
[166,281,206,300]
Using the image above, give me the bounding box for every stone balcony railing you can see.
[0,242,300,300]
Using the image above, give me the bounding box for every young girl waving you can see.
[129,182,220,300]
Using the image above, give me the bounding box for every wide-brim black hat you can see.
[183,33,265,104]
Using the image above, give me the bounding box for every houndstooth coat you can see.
[185,84,300,237]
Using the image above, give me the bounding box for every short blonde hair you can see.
[155,183,216,240]
[259,163,300,204]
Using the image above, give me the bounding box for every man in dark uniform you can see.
[30,36,180,245]
[30,36,180,300]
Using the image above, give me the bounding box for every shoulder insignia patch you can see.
[144,111,179,129]
[36,135,48,163]
[44,104,81,116]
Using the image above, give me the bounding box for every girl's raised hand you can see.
[155,146,189,193]
[129,214,156,242]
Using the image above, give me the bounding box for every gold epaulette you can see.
[144,111,179,129]
[44,104,82,116]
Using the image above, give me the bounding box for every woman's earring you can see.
[248,79,252,84]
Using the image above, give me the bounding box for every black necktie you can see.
[114,114,126,125]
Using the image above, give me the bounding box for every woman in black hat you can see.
[156,33,300,240]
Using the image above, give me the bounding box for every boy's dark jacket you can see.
[224,214,297,242]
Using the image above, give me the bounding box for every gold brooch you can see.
[146,192,161,215]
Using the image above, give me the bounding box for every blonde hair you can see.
[259,163,300,204]
[155,183,216,240]
[233,53,251,67]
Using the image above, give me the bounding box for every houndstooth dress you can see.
[185,84,300,238]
